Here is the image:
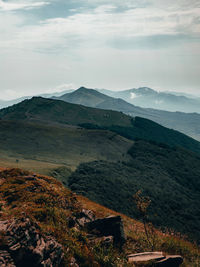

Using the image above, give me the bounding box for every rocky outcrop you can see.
[0,217,63,267]
[68,211,126,248]
[86,215,126,247]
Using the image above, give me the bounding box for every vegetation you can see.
[80,116,200,155]
[57,86,200,141]
[0,120,132,168]
[133,191,157,251]
[68,140,200,243]
[0,168,199,266]
[0,97,200,155]
[0,97,132,127]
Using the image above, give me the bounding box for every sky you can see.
[0,0,200,100]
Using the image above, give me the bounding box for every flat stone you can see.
[128,252,165,262]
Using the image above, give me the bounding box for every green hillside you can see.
[0,120,132,168]
[0,96,132,127]
[1,97,200,155]
[55,87,200,141]
[68,140,200,243]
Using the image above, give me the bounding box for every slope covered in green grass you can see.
[68,140,200,243]
[1,96,200,155]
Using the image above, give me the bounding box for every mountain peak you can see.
[136,87,156,94]
[77,86,90,91]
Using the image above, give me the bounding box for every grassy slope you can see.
[56,87,200,141]
[0,120,132,168]
[0,97,132,127]
[68,140,200,243]
[0,168,199,266]
[0,97,200,155]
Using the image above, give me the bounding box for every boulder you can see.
[86,215,126,247]
[0,217,63,267]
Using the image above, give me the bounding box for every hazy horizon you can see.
[1,0,200,100]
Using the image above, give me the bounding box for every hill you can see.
[98,87,200,113]
[55,87,200,141]
[1,96,200,156]
[54,86,109,107]
[0,167,199,266]
[0,120,132,169]
[0,96,132,128]
[68,140,200,243]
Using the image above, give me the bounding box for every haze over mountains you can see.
[0,89,73,109]
[54,87,200,141]
[98,87,200,113]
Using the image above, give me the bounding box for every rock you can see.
[156,255,183,266]
[0,217,63,267]
[0,250,15,267]
[128,252,165,262]
[70,257,79,267]
[127,252,183,266]
[87,234,114,248]
[74,209,96,228]
[86,215,126,247]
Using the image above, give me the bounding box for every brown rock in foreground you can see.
[86,215,126,247]
[0,217,63,267]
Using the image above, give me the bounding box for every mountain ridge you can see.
[1,96,200,155]
[54,87,200,141]
[98,87,200,113]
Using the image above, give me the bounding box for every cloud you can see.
[130,92,138,99]
[0,0,49,11]
[46,83,76,93]
[1,2,199,55]
[0,0,200,97]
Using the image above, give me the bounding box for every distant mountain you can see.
[0,89,73,109]
[98,87,200,113]
[53,86,108,107]
[55,87,200,141]
[163,90,200,99]
[0,96,31,109]
[1,96,200,155]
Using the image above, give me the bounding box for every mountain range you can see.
[0,96,200,245]
[98,87,200,113]
[1,96,200,155]
[54,87,200,141]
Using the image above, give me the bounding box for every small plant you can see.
[133,190,157,251]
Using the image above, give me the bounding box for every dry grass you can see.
[0,168,199,266]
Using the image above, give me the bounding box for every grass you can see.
[0,120,132,168]
[0,168,199,266]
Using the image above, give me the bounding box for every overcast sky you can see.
[0,0,200,99]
